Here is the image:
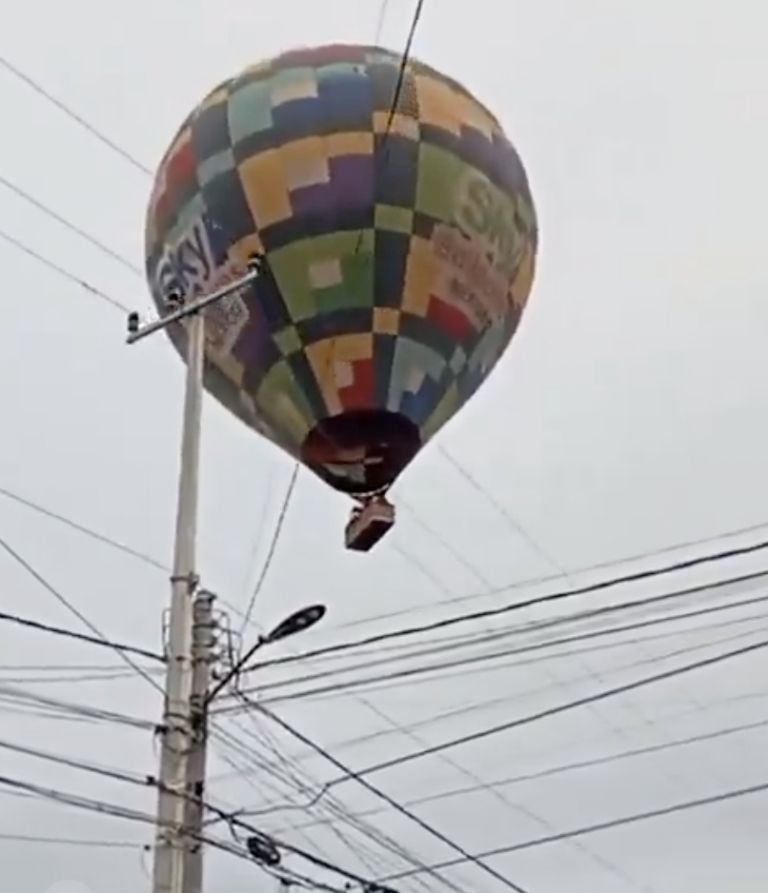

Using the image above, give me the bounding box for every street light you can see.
[263,603,326,644]
[206,603,326,705]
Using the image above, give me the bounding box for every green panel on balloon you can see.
[415,144,467,223]
[257,360,316,440]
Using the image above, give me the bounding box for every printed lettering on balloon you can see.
[153,217,249,356]
[432,224,509,324]
[429,171,530,331]
[154,218,214,301]
[454,173,526,279]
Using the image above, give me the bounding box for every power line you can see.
[315,636,768,793]
[0,833,143,849]
[207,798,399,891]
[0,172,142,275]
[400,500,495,589]
[349,519,768,629]
[0,683,155,730]
[0,483,256,628]
[0,608,164,663]
[220,715,441,892]
[374,0,391,44]
[0,54,152,175]
[231,591,768,707]
[0,535,163,691]
[0,774,255,870]
[0,735,151,787]
[231,571,768,701]
[4,476,767,658]
[383,0,425,137]
[354,0,426,263]
[0,225,130,312]
[381,779,768,880]
[253,696,533,893]
[0,767,371,889]
[0,662,137,671]
[211,726,433,891]
[265,714,768,839]
[0,669,155,685]
[0,485,166,570]
[438,445,567,576]
[219,621,768,832]
[239,463,299,636]
[238,537,768,673]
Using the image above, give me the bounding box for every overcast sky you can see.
[0,1,767,892]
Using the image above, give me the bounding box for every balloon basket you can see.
[344,496,395,552]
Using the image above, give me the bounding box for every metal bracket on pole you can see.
[125,259,263,345]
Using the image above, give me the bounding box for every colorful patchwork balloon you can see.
[145,43,537,504]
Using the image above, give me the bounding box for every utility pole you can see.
[126,262,262,893]
[126,259,329,893]
[151,308,205,893]
[183,590,217,893]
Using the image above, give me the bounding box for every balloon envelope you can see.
[145,44,537,496]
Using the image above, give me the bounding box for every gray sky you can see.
[0,1,767,891]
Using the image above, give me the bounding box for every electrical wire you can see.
[400,499,495,589]
[0,661,140,671]
[230,577,768,705]
[220,620,768,830]
[0,773,264,872]
[0,226,130,312]
[0,683,155,729]
[0,760,372,890]
[234,568,768,689]
[280,714,768,837]
[239,462,299,636]
[0,172,142,274]
[220,703,445,893]
[353,0,426,265]
[0,668,160,685]
[4,473,768,660]
[382,0,425,137]
[0,535,163,691]
[438,444,566,577]
[0,833,143,849]
[248,610,768,712]
[0,484,166,569]
[257,558,768,667]
[212,719,418,886]
[236,537,768,674]
[347,518,768,629]
[0,54,152,175]
[316,635,768,793]
[0,700,102,725]
[381,779,768,881]
[253,696,533,893]
[203,728,424,893]
[0,483,255,627]
[374,0,391,44]
[0,608,164,663]
[0,735,152,787]
[201,727,407,891]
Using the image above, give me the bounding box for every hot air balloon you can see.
[145,43,537,551]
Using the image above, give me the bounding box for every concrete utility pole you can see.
[182,590,217,893]
[151,307,205,893]
[125,263,262,893]
[126,259,327,893]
